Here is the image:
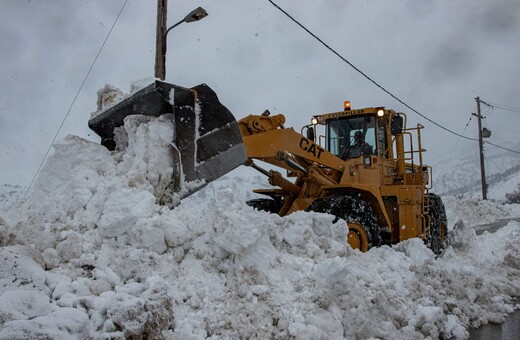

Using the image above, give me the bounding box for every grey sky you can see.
[1,0,519,187]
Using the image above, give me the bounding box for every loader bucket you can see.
[88,81,247,201]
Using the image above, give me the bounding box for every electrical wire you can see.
[444,113,473,167]
[464,115,474,129]
[479,100,520,153]
[484,141,520,154]
[266,0,520,154]
[266,0,477,141]
[481,105,494,118]
[482,101,520,114]
[495,107,520,114]
[24,0,129,199]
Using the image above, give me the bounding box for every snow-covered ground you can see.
[0,115,519,339]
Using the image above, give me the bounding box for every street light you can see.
[155,4,208,80]
[165,7,208,36]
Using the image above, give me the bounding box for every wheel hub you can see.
[347,222,369,252]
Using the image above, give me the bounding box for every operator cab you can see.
[309,105,392,161]
[328,115,375,159]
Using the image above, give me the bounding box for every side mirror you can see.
[391,115,403,135]
[305,126,315,141]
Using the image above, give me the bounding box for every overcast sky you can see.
[1,0,519,187]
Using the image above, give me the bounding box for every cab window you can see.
[326,115,376,158]
[377,120,389,157]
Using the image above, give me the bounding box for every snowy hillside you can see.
[0,115,519,339]
[432,137,520,201]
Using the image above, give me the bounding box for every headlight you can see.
[377,109,384,117]
[311,117,319,125]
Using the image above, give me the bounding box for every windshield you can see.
[327,115,376,159]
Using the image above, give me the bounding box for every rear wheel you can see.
[246,198,281,214]
[307,195,380,251]
[427,193,448,255]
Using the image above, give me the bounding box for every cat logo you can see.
[299,138,325,159]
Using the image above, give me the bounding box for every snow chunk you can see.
[450,220,478,251]
[95,84,124,112]
[212,188,276,271]
[395,238,435,266]
[92,78,155,118]
[0,246,47,295]
[98,287,173,339]
[0,290,56,323]
[115,114,175,205]
[0,307,89,339]
[99,188,156,238]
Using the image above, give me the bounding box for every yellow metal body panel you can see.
[243,128,345,173]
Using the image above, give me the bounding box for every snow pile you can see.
[1,115,519,338]
[443,193,520,228]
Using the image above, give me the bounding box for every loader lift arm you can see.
[238,114,345,173]
[238,113,355,215]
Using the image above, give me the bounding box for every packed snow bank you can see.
[1,115,519,339]
[443,193,520,228]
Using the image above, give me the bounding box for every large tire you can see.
[246,198,281,214]
[427,193,448,255]
[307,195,381,251]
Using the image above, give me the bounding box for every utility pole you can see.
[475,97,488,200]
[154,0,168,80]
[154,1,208,80]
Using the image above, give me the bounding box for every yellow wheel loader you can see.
[89,81,448,254]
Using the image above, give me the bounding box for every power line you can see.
[482,101,520,113]
[479,99,520,154]
[266,0,477,141]
[495,107,520,114]
[481,105,494,118]
[266,0,520,155]
[24,0,129,199]
[444,112,474,168]
[482,101,520,110]
[484,141,520,154]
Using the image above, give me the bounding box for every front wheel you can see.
[246,198,281,214]
[307,195,380,251]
